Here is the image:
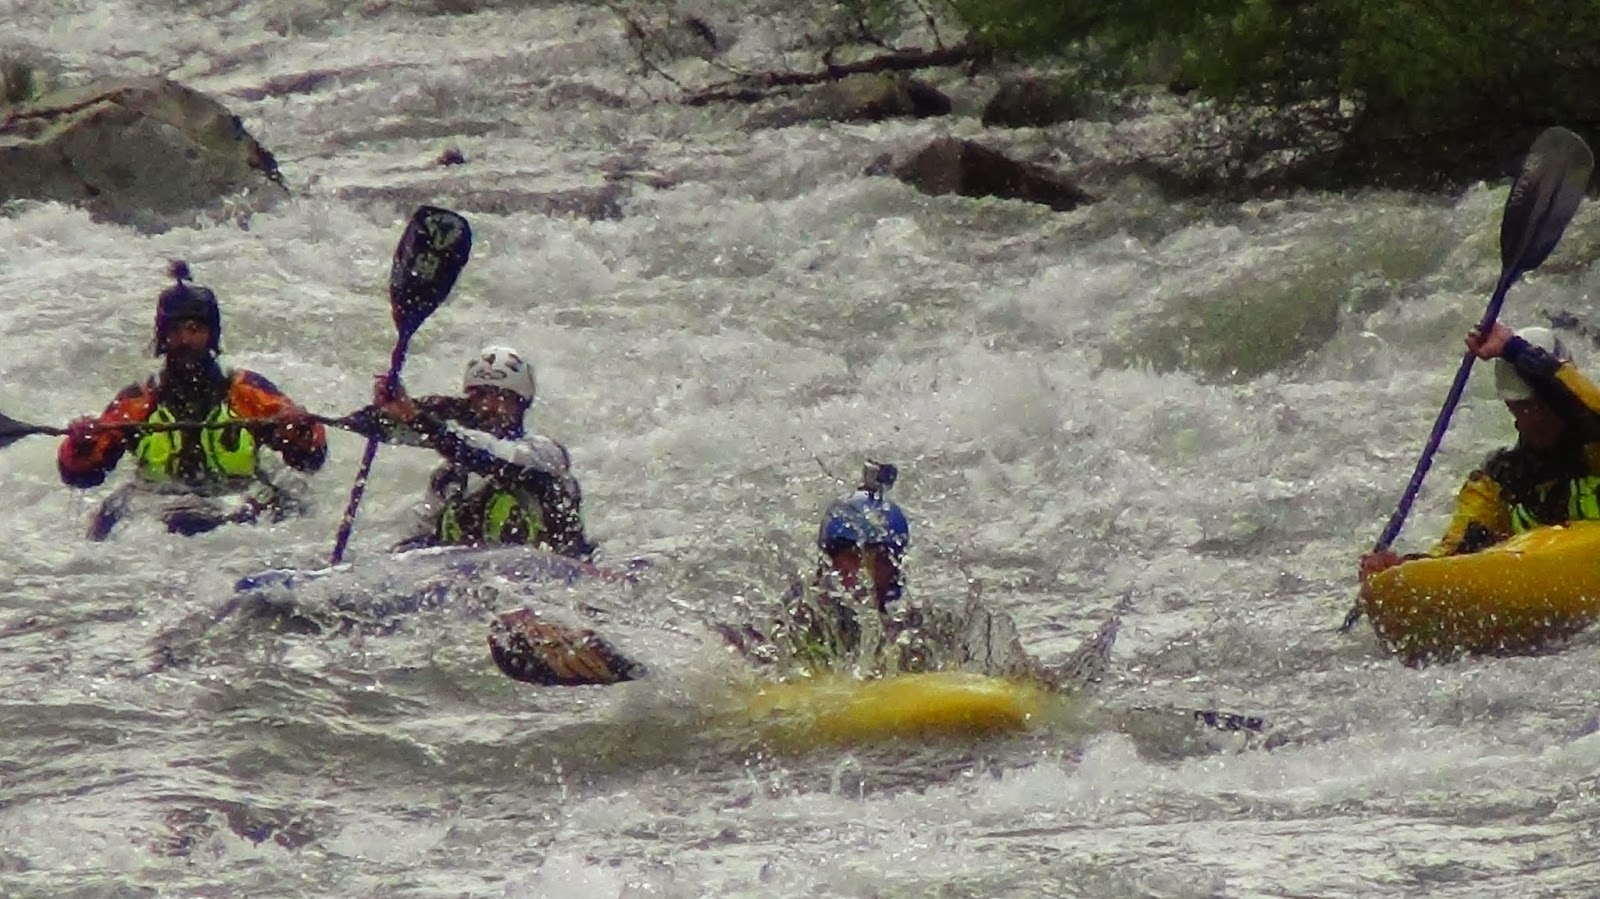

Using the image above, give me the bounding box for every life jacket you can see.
[1509,474,1600,533]
[132,403,257,484]
[436,484,545,546]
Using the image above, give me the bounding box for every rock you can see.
[893,137,1091,211]
[0,77,286,232]
[981,75,1083,128]
[746,74,952,129]
[544,81,631,110]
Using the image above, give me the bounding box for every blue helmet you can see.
[817,491,910,555]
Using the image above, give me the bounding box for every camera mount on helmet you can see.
[861,459,897,494]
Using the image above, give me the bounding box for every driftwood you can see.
[683,44,977,106]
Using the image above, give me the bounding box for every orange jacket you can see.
[58,369,327,488]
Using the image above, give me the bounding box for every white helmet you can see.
[463,345,536,403]
[1494,326,1570,401]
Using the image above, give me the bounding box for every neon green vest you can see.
[133,404,258,483]
[437,487,544,545]
[1509,474,1600,534]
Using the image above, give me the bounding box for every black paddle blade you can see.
[1500,126,1593,275]
[390,206,472,338]
[0,410,63,450]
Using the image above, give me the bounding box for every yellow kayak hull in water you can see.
[1366,521,1600,664]
[741,671,1051,749]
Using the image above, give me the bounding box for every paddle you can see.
[0,409,379,451]
[328,205,472,565]
[1340,126,1594,633]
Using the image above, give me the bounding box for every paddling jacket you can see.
[370,396,590,557]
[1430,336,1600,556]
[57,367,327,490]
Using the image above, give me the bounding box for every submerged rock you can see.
[894,137,1092,211]
[0,76,287,232]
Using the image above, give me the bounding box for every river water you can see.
[5,1,1600,896]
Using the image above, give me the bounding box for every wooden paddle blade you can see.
[1500,126,1593,274]
[390,206,472,338]
[0,410,63,449]
[488,609,647,687]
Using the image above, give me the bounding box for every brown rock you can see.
[894,138,1091,211]
[981,75,1082,128]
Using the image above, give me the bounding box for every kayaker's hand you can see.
[265,408,319,449]
[1466,322,1515,360]
[372,373,407,406]
[378,397,420,424]
[64,416,104,448]
[1359,549,1404,582]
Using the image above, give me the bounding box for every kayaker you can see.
[792,460,913,649]
[491,461,1122,692]
[720,460,935,666]
[1360,322,1600,582]
[816,460,911,612]
[365,344,596,560]
[57,262,328,539]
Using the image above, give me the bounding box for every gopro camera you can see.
[862,460,897,492]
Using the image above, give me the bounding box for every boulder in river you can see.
[0,77,287,232]
[893,137,1091,211]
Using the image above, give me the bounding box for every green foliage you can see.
[1,59,37,106]
[941,0,1600,137]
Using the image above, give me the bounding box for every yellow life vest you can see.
[437,486,544,545]
[133,404,257,483]
[1509,474,1600,534]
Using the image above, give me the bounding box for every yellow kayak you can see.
[740,670,1052,750]
[1365,521,1600,664]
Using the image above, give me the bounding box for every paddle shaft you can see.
[323,206,472,566]
[1372,264,1521,553]
[329,335,411,565]
[1,410,359,442]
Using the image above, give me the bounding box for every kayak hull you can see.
[1366,521,1600,664]
[231,546,640,633]
[742,671,1049,749]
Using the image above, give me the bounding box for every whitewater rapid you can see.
[4,1,1600,896]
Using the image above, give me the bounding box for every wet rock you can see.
[0,77,286,232]
[746,74,951,129]
[226,69,340,102]
[544,81,631,110]
[862,152,895,177]
[981,75,1083,128]
[893,137,1092,211]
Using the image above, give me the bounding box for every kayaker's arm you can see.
[56,381,155,488]
[1427,469,1513,557]
[405,413,564,495]
[1504,335,1600,421]
[345,395,464,448]
[228,371,328,473]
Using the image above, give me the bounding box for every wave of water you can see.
[5,0,1600,895]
